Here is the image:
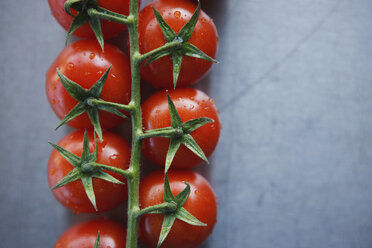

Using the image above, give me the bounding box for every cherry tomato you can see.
[142,88,221,169]
[139,170,217,248]
[46,40,131,129]
[54,219,126,248]
[48,0,133,39]
[48,130,130,213]
[138,0,218,88]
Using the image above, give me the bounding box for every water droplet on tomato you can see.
[209,99,214,104]
[89,53,95,59]
[109,154,119,162]
[194,190,199,195]
[50,168,55,175]
[174,11,181,18]
[111,74,117,79]
[67,63,74,71]
[52,99,56,105]
[73,209,80,215]
[98,70,103,75]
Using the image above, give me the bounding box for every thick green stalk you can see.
[126,0,142,247]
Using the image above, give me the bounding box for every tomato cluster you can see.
[46,0,220,247]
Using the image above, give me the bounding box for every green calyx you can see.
[64,0,104,49]
[156,174,206,248]
[94,231,100,248]
[49,130,124,211]
[144,92,214,173]
[148,2,218,88]
[55,66,128,142]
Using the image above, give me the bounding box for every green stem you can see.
[86,162,132,178]
[139,40,183,62]
[126,0,142,247]
[87,8,130,25]
[139,127,178,140]
[136,202,178,218]
[86,98,132,112]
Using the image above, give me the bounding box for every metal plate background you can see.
[1,0,372,247]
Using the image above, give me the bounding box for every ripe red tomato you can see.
[138,0,218,88]
[46,40,131,129]
[48,130,130,213]
[54,219,126,248]
[142,88,221,169]
[48,0,132,39]
[139,170,217,248]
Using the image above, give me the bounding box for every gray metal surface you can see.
[1,0,372,247]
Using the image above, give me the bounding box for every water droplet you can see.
[190,96,195,100]
[50,168,55,175]
[109,154,119,162]
[209,99,214,104]
[73,209,80,215]
[89,53,95,59]
[155,109,160,114]
[194,190,199,195]
[174,11,181,18]
[98,70,103,75]
[204,106,209,110]
[52,99,56,105]
[67,62,74,71]
[111,74,117,79]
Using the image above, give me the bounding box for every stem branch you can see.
[86,98,132,112]
[87,8,131,25]
[87,162,133,178]
[136,202,178,218]
[139,40,182,62]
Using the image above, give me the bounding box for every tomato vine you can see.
[46,0,220,247]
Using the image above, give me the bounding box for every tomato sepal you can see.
[155,174,206,247]
[164,92,210,172]
[49,130,125,211]
[55,67,128,142]
[63,0,106,50]
[148,2,217,88]
[93,231,100,248]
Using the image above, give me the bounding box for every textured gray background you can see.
[1,0,372,247]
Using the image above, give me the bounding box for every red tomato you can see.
[138,0,218,88]
[48,0,132,39]
[142,88,221,169]
[139,170,217,248]
[46,40,131,129]
[48,130,130,213]
[54,219,126,248]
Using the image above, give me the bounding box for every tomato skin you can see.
[46,40,131,129]
[54,219,126,248]
[138,0,218,88]
[48,130,130,213]
[139,170,217,248]
[48,0,132,39]
[142,88,221,169]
